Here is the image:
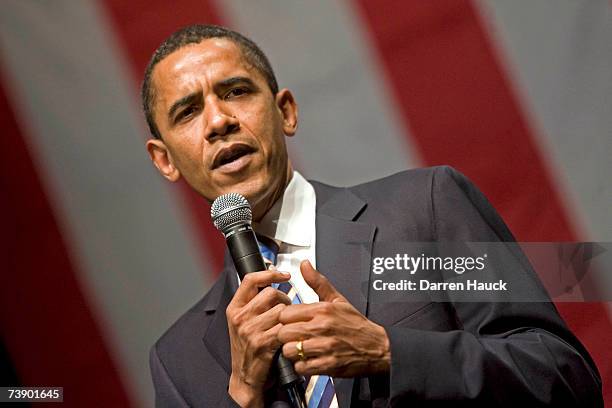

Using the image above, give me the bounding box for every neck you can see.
[252,165,293,222]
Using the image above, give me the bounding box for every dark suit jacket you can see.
[150,166,602,407]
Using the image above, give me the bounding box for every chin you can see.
[217,177,268,206]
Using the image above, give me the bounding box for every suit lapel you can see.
[315,192,375,316]
[313,183,377,408]
[202,255,237,375]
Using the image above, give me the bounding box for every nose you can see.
[204,97,239,140]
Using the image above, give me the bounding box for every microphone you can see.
[211,193,306,408]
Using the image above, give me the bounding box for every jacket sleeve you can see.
[384,166,603,406]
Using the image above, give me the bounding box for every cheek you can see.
[169,128,207,175]
[238,102,285,170]
[258,113,284,152]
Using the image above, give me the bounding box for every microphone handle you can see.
[227,227,307,407]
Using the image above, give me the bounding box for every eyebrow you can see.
[167,92,201,122]
[215,76,258,91]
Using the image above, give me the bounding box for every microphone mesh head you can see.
[211,193,252,233]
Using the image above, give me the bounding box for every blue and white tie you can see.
[257,235,338,408]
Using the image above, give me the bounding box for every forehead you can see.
[151,38,261,106]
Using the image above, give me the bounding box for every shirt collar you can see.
[254,170,316,247]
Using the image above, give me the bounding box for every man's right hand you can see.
[226,269,292,408]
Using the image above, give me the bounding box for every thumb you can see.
[300,260,346,303]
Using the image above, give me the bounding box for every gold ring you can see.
[296,340,306,361]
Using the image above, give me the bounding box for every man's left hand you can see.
[278,260,391,377]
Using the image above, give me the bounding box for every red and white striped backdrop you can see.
[1,1,610,406]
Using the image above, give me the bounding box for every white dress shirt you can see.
[254,171,319,304]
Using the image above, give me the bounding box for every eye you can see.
[225,87,249,99]
[175,105,198,123]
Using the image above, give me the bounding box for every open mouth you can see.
[212,144,256,169]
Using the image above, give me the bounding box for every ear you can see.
[275,88,298,136]
[146,138,181,182]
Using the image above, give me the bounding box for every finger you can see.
[257,322,285,353]
[294,355,339,376]
[281,337,333,362]
[279,303,327,324]
[264,322,284,350]
[277,321,313,344]
[300,260,346,302]
[241,303,288,333]
[244,286,291,316]
[231,270,291,307]
[243,323,285,357]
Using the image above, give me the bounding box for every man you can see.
[143,25,602,407]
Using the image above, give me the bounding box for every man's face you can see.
[146,38,297,219]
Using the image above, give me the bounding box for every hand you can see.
[226,269,292,408]
[278,261,391,377]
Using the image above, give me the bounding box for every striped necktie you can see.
[256,235,338,408]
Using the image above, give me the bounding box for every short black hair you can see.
[141,24,279,139]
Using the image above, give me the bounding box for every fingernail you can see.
[281,271,291,277]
